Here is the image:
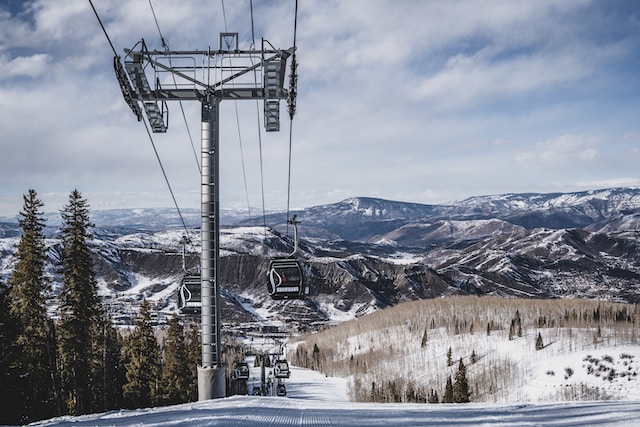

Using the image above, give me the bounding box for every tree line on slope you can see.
[290,295,639,403]
[0,190,243,425]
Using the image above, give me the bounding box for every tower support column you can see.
[198,96,225,400]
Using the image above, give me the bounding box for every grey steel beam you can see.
[130,88,287,102]
[198,97,225,399]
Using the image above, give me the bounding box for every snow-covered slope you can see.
[26,363,640,426]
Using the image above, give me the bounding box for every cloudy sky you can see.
[1,0,639,217]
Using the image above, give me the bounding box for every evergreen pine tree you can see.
[160,314,192,404]
[442,376,453,403]
[427,388,439,403]
[453,359,471,403]
[446,346,453,366]
[57,190,101,415]
[421,329,428,348]
[123,299,161,409]
[8,190,59,422]
[185,326,201,402]
[312,343,321,370]
[370,382,378,402]
[516,311,523,337]
[517,321,523,337]
[0,279,21,425]
[93,312,126,412]
[535,332,544,350]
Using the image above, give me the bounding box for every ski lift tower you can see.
[115,33,294,400]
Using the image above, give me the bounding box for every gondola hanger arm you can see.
[288,215,300,257]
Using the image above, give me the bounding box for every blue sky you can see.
[1,0,639,217]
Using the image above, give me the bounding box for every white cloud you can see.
[622,132,640,142]
[0,53,52,79]
[516,135,600,164]
[414,41,597,111]
[0,0,639,216]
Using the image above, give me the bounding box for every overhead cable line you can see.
[249,0,268,235]
[221,0,253,224]
[148,0,167,49]
[88,0,191,238]
[146,0,198,248]
[88,0,117,56]
[141,118,192,237]
[285,0,299,235]
[148,0,201,175]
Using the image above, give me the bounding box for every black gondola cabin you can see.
[178,273,201,314]
[267,258,307,300]
[233,361,250,380]
[273,359,291,379]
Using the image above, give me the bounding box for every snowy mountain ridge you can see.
[296,187,640,238]
[1,187,639,328]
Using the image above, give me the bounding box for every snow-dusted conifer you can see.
[453,359,471,403]
[123,299,161,408]
[95,312,126,411]
[57,190,101,415]
[535,332,544,350]
[8,190,59,422]
[442,376,454,403]
[0,279,21,424]
[185,326,201,402]
[428,388,439,403]
[160,314,192,404]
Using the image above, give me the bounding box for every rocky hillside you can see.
[1,187,639,329]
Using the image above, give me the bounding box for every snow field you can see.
[27,365,640,427]
[291,296,640,404]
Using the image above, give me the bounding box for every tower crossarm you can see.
[120,40,293,134]
[123,46,294,101]
[130,87,288,102]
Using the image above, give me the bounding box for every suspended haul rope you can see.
[88,0,117,56]
[285,0,299,235]
[221,0,254,224]
[89,0,192,238]
[146,0,202,258]
[140,118,192,238]
[249,0,269,235]
[148,0,201,174]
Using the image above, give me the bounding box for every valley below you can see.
[1,187,639,332]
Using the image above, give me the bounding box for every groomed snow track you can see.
[29,397,640,426]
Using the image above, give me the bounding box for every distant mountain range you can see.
[276,187,640,242]
[1,187,639,328]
